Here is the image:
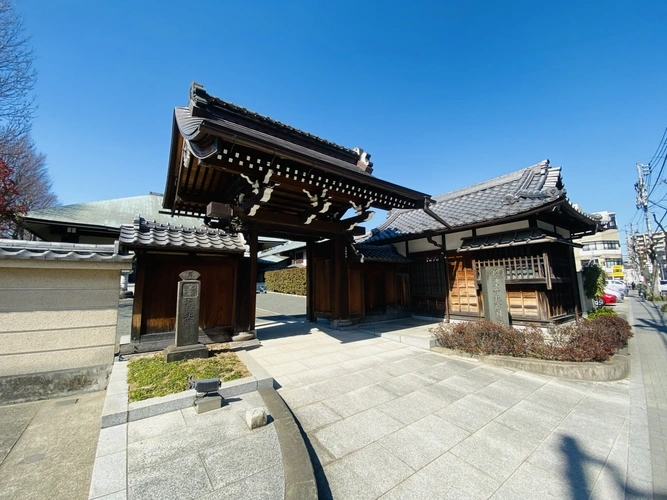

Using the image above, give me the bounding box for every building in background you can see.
[628,230,667,283]
[573,211,623,278]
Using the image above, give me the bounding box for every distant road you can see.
[256,292,306,317]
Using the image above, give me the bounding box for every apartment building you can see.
[573,211,623,278]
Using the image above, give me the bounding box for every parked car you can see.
[659,280,667,294]
[594,293,617,308]
[608,279,628,294]
[604,287,624,302]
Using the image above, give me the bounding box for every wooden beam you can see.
[201,154,421,211]
[241,209,365,236]
[239,184,278,216]
[301,188,332,224]
[339,211,374,231]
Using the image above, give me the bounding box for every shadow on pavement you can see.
[560,435,650,499]
[256,318,388,345]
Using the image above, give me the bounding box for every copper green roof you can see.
[25,193,201,231]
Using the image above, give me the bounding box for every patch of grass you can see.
[127,344,251,403]
[661,303,667,313]
[588,306,617,319]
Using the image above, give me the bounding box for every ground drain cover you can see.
[55,398,79,406]
[23,453,45,464]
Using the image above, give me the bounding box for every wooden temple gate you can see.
[126,83,430,341]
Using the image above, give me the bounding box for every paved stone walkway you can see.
[89,391,284,500]
[628,296,667,497]
[249,312,654,499]
[0,391,105,500]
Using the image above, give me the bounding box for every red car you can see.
[594,293,617,307]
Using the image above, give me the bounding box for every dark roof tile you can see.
[355,244,410,262]
[363,160,595,243]
[458,228,581,252]
[119,217,247,253]
[0,239,133,262]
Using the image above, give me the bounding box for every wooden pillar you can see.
[130,254,145,342]
[567,246,581,320]
[442,237,451,323]
[306,240,315,322]
[333,235,350,325]
[248,227,258,332]
[232,227,258,340]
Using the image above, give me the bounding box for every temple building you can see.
[361,160,598,324]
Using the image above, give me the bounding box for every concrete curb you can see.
[100,348,274,428]
[432,346,630,381]
[258,388,318,500]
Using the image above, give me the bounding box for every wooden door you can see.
[447,253,479,315]
[348,266,364,317]
[364,267,385,314]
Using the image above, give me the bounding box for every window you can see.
[582,241,620,251]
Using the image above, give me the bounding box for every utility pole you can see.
[636,163,660,295]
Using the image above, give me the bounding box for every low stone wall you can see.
[0,248,131,404]
[431,346,629,381]
[479,352,629,381]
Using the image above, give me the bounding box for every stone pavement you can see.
[0,390,105,500]
[90,391,284,500]
[627,296,667,497]
[249,310,656,499]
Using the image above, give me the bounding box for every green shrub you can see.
[588,307,617,319]
[265,267,307,295]
[661,303,667,313]
[582,264,606,300]
[431,315,632,363]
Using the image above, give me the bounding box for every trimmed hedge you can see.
[431,316,632,363]
[265,267,307,296]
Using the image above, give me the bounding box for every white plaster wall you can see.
[445,230,473,251]
[536,220,554,232]
[393,242,408,257]
[0,264,127,377]
[476,221,529,236]
[555,226,571,238]
[408,236,442,253]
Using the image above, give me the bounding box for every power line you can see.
[648,126,667,167]
[649,149,667,197]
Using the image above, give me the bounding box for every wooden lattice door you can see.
[447,253,479,315]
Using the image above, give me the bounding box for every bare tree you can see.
[0,0,36,159]
[0,1,58,239]
[4,136,58,238]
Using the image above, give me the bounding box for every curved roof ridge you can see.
[433,160,550,202]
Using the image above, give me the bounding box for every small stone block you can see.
[194,395,222,414]
[246,407,268,429]
[232,332,256,342]
[163,343,208,363]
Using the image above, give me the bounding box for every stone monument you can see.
[481,266,510,327]
[164,270,209,362]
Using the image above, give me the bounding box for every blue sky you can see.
[17,0,667,239]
